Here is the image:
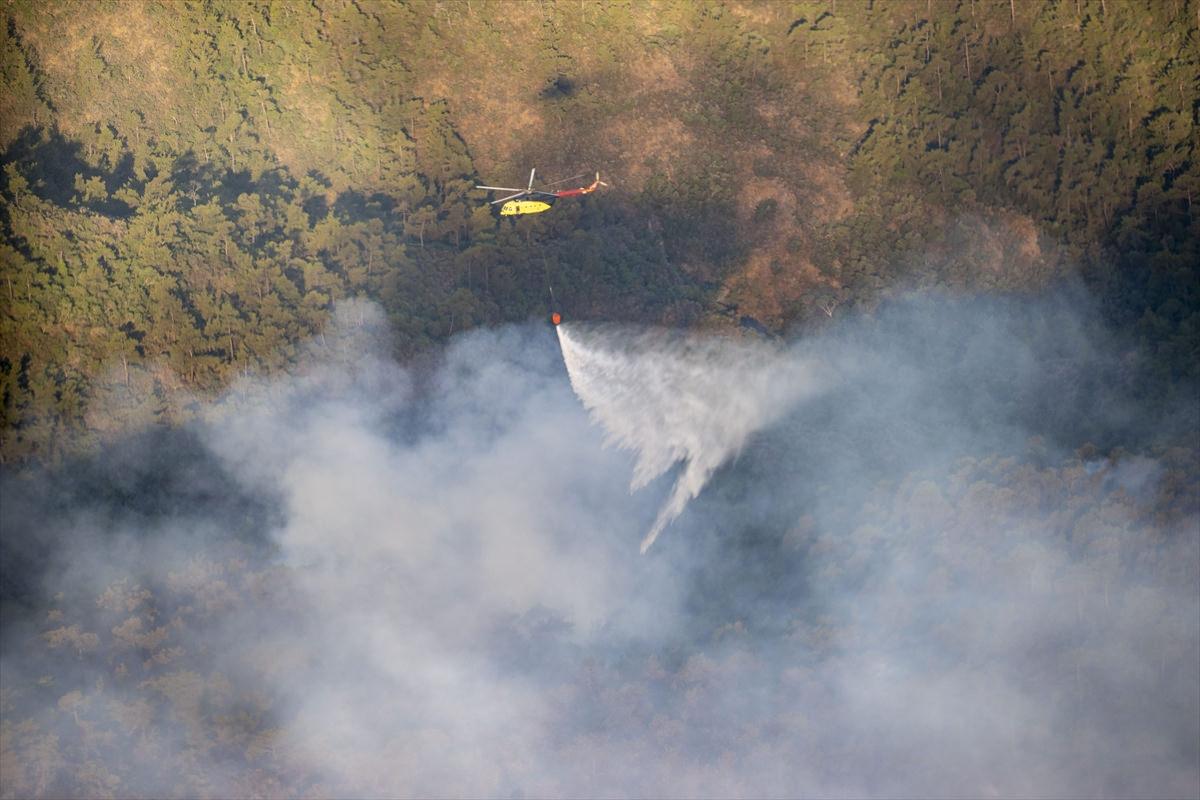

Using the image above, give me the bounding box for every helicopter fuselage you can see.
[479,170,605,216]
[500,198,555,216]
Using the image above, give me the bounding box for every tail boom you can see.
[554,172,608,198]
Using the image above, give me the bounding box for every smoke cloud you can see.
[1,292,1197,798]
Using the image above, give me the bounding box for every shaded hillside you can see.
[1,0,1197,462]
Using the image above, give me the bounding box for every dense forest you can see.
[2,2,1199,797]
[0,0,1196,463]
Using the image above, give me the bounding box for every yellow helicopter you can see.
[476,169,608,216]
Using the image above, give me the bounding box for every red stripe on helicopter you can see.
[554,177,603,198]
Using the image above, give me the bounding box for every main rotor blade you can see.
[528,168,536,193]
[491,191,526,204]
[476,185,524,192]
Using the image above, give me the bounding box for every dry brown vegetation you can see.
[0,0,1195,463]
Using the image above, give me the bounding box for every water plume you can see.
[557,322,823,552]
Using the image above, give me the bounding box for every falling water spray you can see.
[556,322,823,552]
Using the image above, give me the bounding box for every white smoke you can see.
[2,295,1196,798]
[557,323,826,552]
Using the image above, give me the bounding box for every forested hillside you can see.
[3,5,1199,795]
[1,0,1197,462]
